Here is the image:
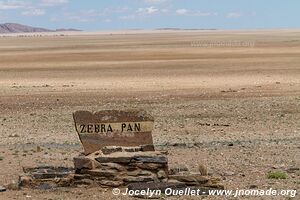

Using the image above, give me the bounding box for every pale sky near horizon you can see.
[0,0,299,30]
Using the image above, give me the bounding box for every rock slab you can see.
[73,110,155,155]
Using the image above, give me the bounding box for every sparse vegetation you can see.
[267,171,288,179]
[198,163,208,176]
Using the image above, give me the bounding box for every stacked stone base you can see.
[19,146,224,193]
[73,147,168,187]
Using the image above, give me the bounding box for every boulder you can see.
[74,156,96,170]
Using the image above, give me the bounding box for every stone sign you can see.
[73,110,155,155]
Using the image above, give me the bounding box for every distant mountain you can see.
[156,28,217,31]
[0,23,81,33]
[55,28,81,32]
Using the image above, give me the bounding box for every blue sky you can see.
[0,0,299,30]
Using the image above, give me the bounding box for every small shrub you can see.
[198,163,208,176]
[267,171,288,179]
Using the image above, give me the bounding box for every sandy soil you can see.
[0,30,299,199]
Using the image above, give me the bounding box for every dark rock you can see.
[123,176,156,182]
[286,167,299,173]
[0,186,6,192]
[133,156,168,164]
[140,144,155,152]
[74,157,95,170]
[96,156,132,164]
[249,185,258,189]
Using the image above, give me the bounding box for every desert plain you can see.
[0,30,299,199]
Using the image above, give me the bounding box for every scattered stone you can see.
[249,185,258,189]
[0,186,6,192]
[19,166,74,188]
[8,134,20,138]
[221,88,238,93]
[286,167,299,173]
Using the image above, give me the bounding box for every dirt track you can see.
[0,30,299,199]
